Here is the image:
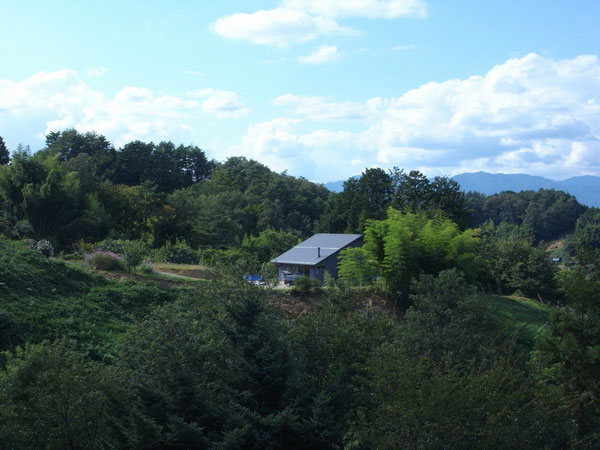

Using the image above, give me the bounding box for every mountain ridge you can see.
[323,172,600,207]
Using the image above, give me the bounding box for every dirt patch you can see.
[94,270,189,289]
[267,290,403,321]
[155,267,208,279]
[546,240,564,252]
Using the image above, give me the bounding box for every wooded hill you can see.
[0,130,599,448]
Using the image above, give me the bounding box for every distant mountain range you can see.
[323,172,600,207]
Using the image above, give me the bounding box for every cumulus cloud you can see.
[297,45,341,64]
[241,53,600,181]
[272,94,380,121]
[188,88,249,118]
[0,70,244,148]
[281,0,428,19]
[212,1,424,47]
[212,8,355,47]
[225,118,368,181]
[3,54,600,182]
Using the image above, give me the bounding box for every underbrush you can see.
[85,251,124,271]
[0,238,178,361]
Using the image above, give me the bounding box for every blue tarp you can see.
[244,274,262,282]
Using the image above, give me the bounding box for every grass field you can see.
[478,294,552,347]
[152,263,209,279]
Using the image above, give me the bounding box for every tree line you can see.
[1,129,600,447]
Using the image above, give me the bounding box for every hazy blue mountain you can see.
[324,180,345,192]
[323,172,600,207]
[452,172,600,207]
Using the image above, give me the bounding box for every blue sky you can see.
[1,0,599,182]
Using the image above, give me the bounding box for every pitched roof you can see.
[271,233,362,266]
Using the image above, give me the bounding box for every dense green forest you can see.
[1,131,599,448]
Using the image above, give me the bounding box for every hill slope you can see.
[452,172,600,207]
[324,172,600,207]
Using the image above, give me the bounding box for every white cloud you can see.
[188,88,249,118]
[87,66,107,78]
[0,70,243,148]
[298,45,340,64]
[226,118,368,181]
[238,54,600,181]
[3,54,600,182]
[281,0,428,18]
[212,8,355,47]
[272,94,380,121]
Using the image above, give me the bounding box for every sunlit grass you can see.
[153,263,208,271]
[478,294,551,347]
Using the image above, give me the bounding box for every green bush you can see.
[154,241,198,264]
[292,276,323,295]
[13,220,34,239]
[198,248,259,275]
[122,241,149,271]
[94,239,129,255]
[85,251,124,271]
[139,263,154,274]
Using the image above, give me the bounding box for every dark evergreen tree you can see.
[536,267,600,446]
[0,136,9,165]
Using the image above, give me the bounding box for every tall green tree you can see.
[481,235,556,298]
[242,228,299,264]
[120,282,302,448]
[0,136,9,165]
[45,129,116,180]
[0,340,145,448]
[469,189,585,243]
[535,268,600,446]
[338,209,480,303]
[318,168,393,233]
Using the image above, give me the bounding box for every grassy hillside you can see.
[0,237,554,360]
[478,293,551,347]
[0,238,176,360]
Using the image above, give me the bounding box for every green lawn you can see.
[478,294,552,348]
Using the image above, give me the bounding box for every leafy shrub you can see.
[323,271,336,288]
[154,241,198,264]
[122,241,149,271]
[73,239,94,256]
[199,248,259,275]
[21,238,36,249]
[0,311,20,352]
[94,239,129,255]
[292,276,323,295]
[139,263,154,274]
[85,251,124,271]
[0,217,10,236]
[94,240,149,271]
[35,239,54,257]
[13,220,34,239]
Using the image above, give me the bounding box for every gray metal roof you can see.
[271,233,362,265]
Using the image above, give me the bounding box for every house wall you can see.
[278,264,309,282]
